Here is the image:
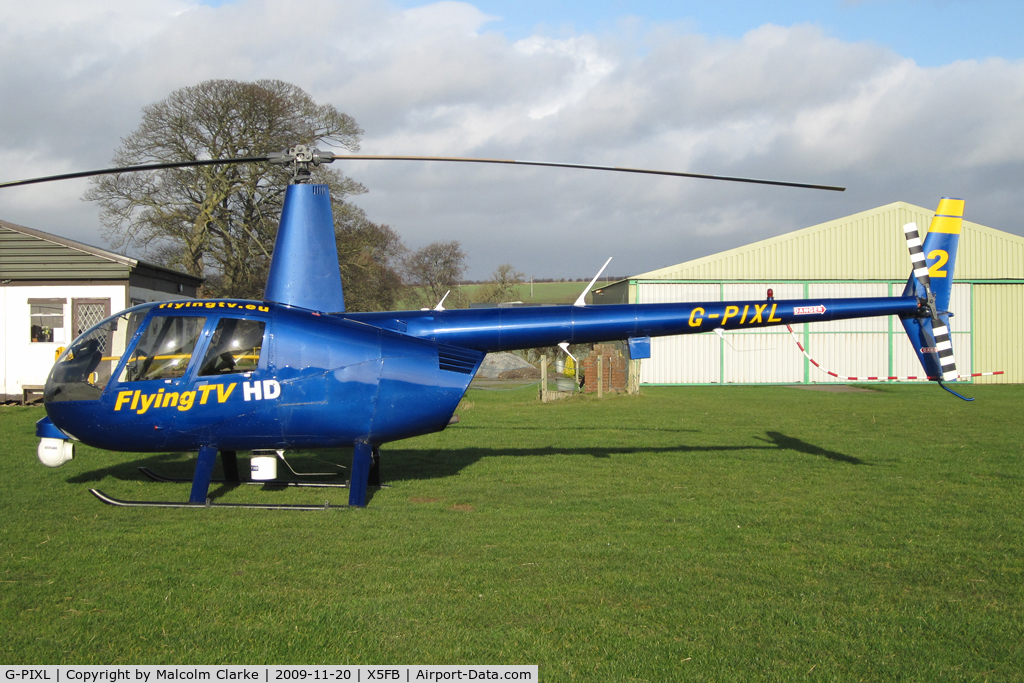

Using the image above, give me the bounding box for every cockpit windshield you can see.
[46,303,271,403]
[46,304,150,402]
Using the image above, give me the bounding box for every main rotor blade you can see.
[329,155,846,192]
[0,156,271,189]
[0,151,846,192]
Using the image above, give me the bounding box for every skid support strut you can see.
[369,446,381,487]
[349,442,379,507]
[221,450,240,482]
[189,445,219,503]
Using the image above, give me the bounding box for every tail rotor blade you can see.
[930,321,959,382]
[903,221,932,292]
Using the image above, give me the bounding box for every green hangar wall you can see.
[593,202,1024,385]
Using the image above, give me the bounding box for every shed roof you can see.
[628,201,1024,282]
[0,219,203,285]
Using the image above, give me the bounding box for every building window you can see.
[29,299,65,343]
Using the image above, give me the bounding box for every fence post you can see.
[540,354,548,403]
[597,355,603,399]
[628,359,640,395]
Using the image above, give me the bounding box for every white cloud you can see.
[1,0,1022,278]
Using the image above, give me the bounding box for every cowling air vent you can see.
[437,344,484,375]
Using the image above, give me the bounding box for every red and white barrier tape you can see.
[784,325,1004,382]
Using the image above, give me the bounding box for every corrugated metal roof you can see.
[629,201,1024,281]
[0,220,202,284]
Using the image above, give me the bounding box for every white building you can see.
[1,220,203,403]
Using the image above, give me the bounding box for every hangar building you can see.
[592,201,1023,385]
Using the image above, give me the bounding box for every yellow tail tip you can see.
[930,197,964,234]
[936,197,965,217]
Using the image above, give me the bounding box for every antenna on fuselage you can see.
[421,290,451,311]
[574,257,613,308]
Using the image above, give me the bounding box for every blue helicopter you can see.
[4,145,967,508]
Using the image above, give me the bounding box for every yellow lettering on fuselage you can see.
[137,392,159,415]
[178,391,196,411]
[687,302,797,329]
[927,249,949,278]
[115,390,134,411]
[110,381,259,416]
[216,383,235,403]
[197,384,217,404]
[158,300,269,312]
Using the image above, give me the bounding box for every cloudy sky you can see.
[1,0,1022,280]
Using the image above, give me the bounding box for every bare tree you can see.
[402,240,467,309]
[85,79,401,302]
[477,263,525,303]
[337,221,407,312]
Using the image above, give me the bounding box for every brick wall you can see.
[582,343,627,393]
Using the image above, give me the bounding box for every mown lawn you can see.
[1,384,1022,680]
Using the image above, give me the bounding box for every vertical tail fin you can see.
[900,198,963,382]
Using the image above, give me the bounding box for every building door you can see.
[974,284,1022,383]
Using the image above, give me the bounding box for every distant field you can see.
[414,280,618,307]
[2,385,1022,678]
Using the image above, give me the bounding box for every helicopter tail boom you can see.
[349,295,922,354]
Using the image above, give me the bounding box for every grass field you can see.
[1,384,1022,679]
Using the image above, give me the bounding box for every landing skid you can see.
[139,467,356,488]
[94,445,388,509]
[89,489,336,510]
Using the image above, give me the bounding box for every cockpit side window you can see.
[198,318,266,376]
[119,316,206,382]
[46,306,148,402]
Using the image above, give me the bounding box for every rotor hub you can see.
[267,145,335,183]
